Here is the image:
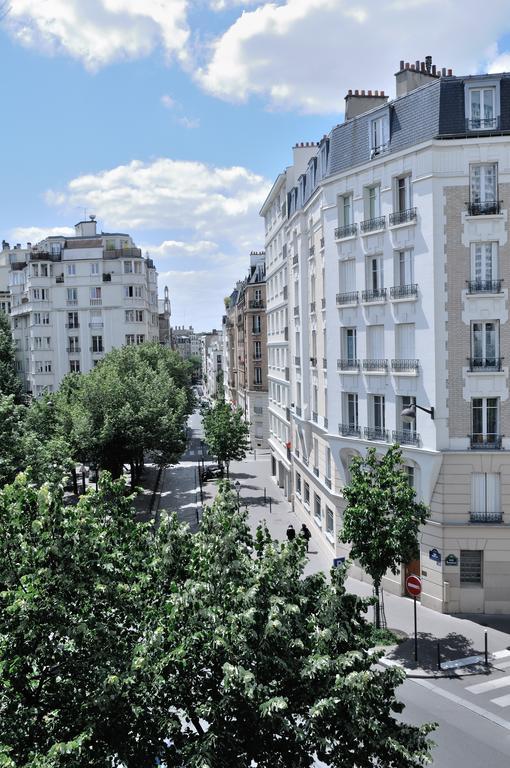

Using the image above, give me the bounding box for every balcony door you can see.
[470,163,497,204]
[471,242,497,286]
[471,321,498,367]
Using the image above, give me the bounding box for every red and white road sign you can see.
[406,574,422,597]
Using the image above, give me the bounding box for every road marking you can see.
[492,693,510,708]
[492,649,510,660]
[466,676,510,695]
[494,660,510,670]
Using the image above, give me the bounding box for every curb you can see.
[379,654,492,679]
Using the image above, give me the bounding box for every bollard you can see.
[437,640,441,671]
[196,507,200,524]
[263,487,267,503]
[269,497,272,514]
[485,630,489,667]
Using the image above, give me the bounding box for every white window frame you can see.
[369,111,389,156]
[471,242,498,285]
[464,80,499,129]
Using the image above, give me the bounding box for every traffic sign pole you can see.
[406,574,422,664]
[413,596,418,662]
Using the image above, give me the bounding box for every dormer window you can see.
[465,81,499,130]
[370,112,389,157]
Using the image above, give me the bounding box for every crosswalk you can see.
[464,649,510,710]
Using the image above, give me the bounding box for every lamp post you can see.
[401,403,435,422]
[234,479,241,508]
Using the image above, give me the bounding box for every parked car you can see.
[200,464,223,482]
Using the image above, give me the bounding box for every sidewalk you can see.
[201,451,510,678]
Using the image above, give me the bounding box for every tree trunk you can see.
[130,461,136,490]
[71,467,78,496]
[374,581,381,629]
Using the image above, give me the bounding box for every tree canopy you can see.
[341,445,429,627]
[0,310,23,402]
[202,401,250,474]
[0,473,434,767]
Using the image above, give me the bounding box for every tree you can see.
[202,401,250,475]
[0,394,26,487]
[0,476,434,766]
[0,310,23,401]
[341,445,429,628]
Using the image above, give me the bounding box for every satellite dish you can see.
[89,214,96,221]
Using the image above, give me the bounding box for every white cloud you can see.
[45,157,270,247]
[176,115,200,129]
[160,94,177,109]
[196,0,510,113]
[8,225,76,244]
[6,0,190,70]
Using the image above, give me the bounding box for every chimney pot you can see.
[421,61,425,72]
[432,64,436,76]
[447,68,453,76]
[374,90,379,96]
[381,90,385,96]
[368,89,372,96]
[442,67,446,76]
[354,89,359,95]
[348,89,352,95]
[361,89,365,96]
[405,62,410,69]
[415,60,420,70]
[411,64,415,70]
[400,59,405,70]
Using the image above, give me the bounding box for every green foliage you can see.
[0,395,26,487]
[0,311,23,402]
[0,477,434,767]
[202,401,250,472]
[341,445,429,626]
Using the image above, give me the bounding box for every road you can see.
[157,408,510,767]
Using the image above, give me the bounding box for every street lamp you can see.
[234,480,241,507]
[401,403,435,422]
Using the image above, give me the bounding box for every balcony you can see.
[67,347,81,353]
[292,254,299,265]
[102,273,112,282]
[392,430,420,446]
[249,299,264,309]
[362,359,388,372]
[90,347,104,354]
[339,423,361,438]
[389,207,417,226]
[252,327,261,335]
[66,299,78,306]
[294,356,301,365]
[466,200,502,216]
[362,287,387,303]
[309,245,315,256]
[335,223,357,239]
[391,359,420,373]
[252,383,264,390]
[336,291,359,306]
[253,354,262,361]
[89,321,104,329]
[466,117,500,131]
[103,247,142,259]
[90,298,102,306]
[390,283,418,300]
[312,412,318,423]
[295,406,302,417]
[310,357,317,368]
[468,357,504,372]
[337,358,359,372]
[364,426,389,442]
[470,434,503,450]
[65,323,79,329]
[467,279,503,294]
[470,510,503,523]
[56,275,64,284]
[310,301,316,313]
[293,306,299,317]
[323,417,328,429]
[360,216,386,233]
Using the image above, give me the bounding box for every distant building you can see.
[200,330,223,398]
[172,325,201,360]
[158,286,171,345]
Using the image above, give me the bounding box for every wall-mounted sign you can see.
[333,556,346,568]
[429,548,441,564]
[445,554,458,566]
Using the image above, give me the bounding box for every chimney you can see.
[345,89,388,120]
[395,55,441,97]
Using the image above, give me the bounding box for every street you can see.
[154,408,510,766]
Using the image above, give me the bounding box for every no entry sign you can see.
[406,574,422,597]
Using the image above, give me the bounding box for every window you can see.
[460,550,482,585]
[254,366,262,385]
[395,249,414,286]
[337,193,353,226]
[314,493,322,525]
[91,262,99,275]
[470,163,498,212]
[135,310,144,322]
[66,264,76,276]
[253,315,261,334]
[471,397,499,445]
[325,447,331,481]
[471,242,498,288]
[41,312,50,325]
[125,334,135,345]
[326,506,334,535]
[395,175,411,213]
[339,259,356,293]
[370,114,389,155]
[370,395,385,431]
[90,287,101,300]
[68,336,79,352]
[367,324,384,359]
[124,285,143,298]
[136,334,145,345]
[50,243,61,257]
[91,336,103,353]
[467,86,497,129]
[399,396,416,437]
[366,255,384,292]
[296,472,302,496]
[471,321,498,367]
[404,465,415,488]
[32,263,39,277]
[304,482,310,507]
[365,185,381,219]
[69,359,80,373]
[343,328,357,364]
[471,473,500,519]
[33,288,49,301]
[90,310,102,327]
[395,323,415,360]
[254,341,261,359]
[345,393,358,428]
[67,288,77,304]
[67,311,79,328]
[40,264,49,277]
[123,260,133,274]
[125,310,135,323]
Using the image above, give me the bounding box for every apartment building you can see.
[0,248,10,315]
[262,57,510,614]
[223,252,268,448]
[172,325,201,360]
[6,217,159,395]
[200,330,223,399]
[158,285,172,345]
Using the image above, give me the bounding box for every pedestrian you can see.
[300,523,311,551]
[286,524,296,542]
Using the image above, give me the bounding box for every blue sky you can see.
[2,1,510,329]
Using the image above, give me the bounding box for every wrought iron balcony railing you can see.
[391,359,420,373]
[470,434,503,449]
[312,412,318,423]
[364,426,389,441]
[467,279,503,294]
[360,216,386,233]
[390,283,418,299]
[466,117,500,131]
[339,423,361,438]
[362,287,387,302]
[249,299,264,309]
[337,358,359,371]
[389,207,417,226]
[362,359,388,371]
[466,200,502,216]
[468,357,503,372]
[392,430,420,446]
[470,510,503,523]
[335,223,358,239]
[336,291,359,306]
[310,301,316,313]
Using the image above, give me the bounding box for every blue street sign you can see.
[429,548,441,564]
[333,556,346,568]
